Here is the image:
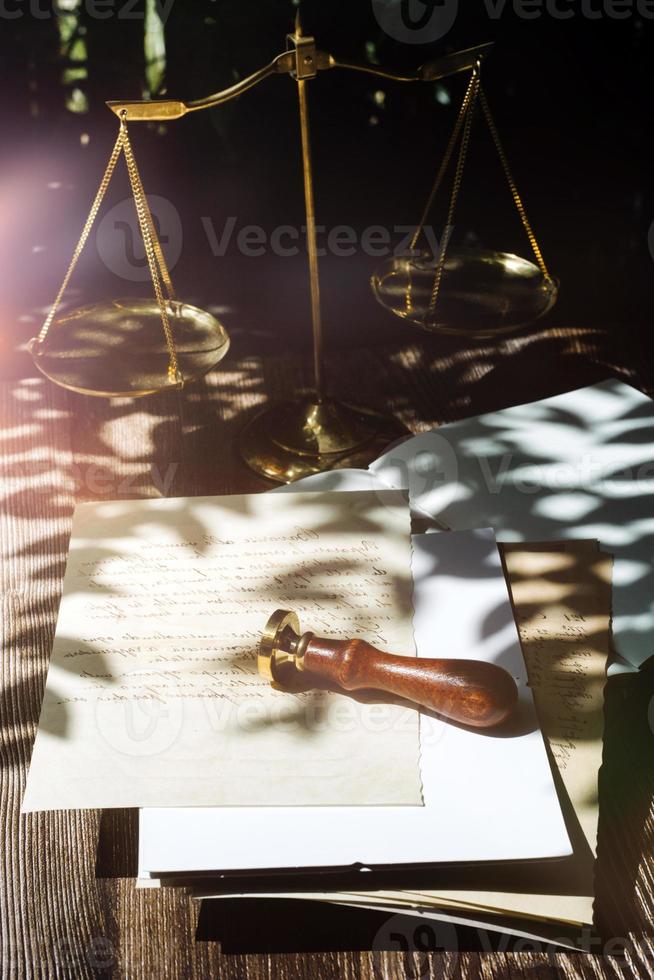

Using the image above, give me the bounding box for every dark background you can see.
[1,4,652,959]
[1,0,652,379]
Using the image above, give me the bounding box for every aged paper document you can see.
[205,541,610,928]
[282,540,611,926]
[138,529,572,876]
[416,542,610,926]
[23,490,421,811]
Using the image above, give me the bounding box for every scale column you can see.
[237,18,409,483]
[296,74,325,401]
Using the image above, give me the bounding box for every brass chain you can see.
[36,114,181,385]
[406,69,479,317]
[477,84,552,281]
[410,69,480,256]
[120,117,180,382]
[407,66,553,322]
[428,69,480,316]
[36,130,124,344]
[122,126,176,303]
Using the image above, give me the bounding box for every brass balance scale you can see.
[29,14,557,484]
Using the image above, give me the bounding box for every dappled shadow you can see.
[0,361,271,764]
[4,410,432,815]
[164,538,614,922]
[375,376,654,672]
[2,334,653,943]
[2,2,653,962]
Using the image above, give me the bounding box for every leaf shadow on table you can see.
[161,544,650,956]
[3,328,653,958]
[1,361,270,766]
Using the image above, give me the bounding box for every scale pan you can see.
[29,298,230,397]
[371,248,558,337]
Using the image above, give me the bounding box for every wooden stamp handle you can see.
[302,637,518,729]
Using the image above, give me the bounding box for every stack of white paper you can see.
[137,381,635,949]
[138,529,572,875]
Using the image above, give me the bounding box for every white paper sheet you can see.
[267,542,610,930]
[23,489,421,811]
[372,379,653,670]
[139,529,571,874]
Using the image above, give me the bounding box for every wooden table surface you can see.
[1,324,653,978]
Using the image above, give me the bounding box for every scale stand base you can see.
[239,396,409,484]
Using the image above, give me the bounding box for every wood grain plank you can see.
[1,331,652,978]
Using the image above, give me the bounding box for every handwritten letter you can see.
[340,542,612,927]
[23,490,420,811]
[501,542,611,856]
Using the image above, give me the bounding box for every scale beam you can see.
[103,28,495,484]
[333,41,494,84]
[37,22,552,485]
[106,41,493,122]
